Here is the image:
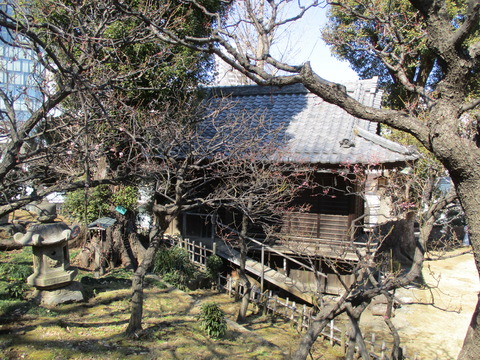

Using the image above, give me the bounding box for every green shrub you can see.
[0,257,33,300]
[206,255,223,280]
[112,186,138,211]
[198,302,227,339]
[0,262,32,282]
[152,245,198,289]
[63,185,138,223]
[63,184,112,223]
[6,281,28,299]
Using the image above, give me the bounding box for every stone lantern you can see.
[14,221,84,306]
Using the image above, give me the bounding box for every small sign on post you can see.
[115,205,127,215]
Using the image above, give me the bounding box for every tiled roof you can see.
[204,78,418,166]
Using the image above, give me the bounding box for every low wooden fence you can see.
[164,235,216,268]
[163,236,424,360]
[220,276,425,360]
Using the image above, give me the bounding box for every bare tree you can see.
[0,0,214,217]
[0,1,145,216]
[117,0,480,357]
[211,154,312,322]
[120,94,308,335]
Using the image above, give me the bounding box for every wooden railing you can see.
[164,235,216,268]
[282,213,350,241]
[181,211,378,260]
[221,225,328,279]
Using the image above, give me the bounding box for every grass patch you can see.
[0,248,342,359]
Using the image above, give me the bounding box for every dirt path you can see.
[361,248,479,359]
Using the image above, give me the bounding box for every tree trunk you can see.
[459,295,480,360]
[237,212,250,323]
[385,295,403,360]
[107,225,133,269]
[105,211,145,270]
[455,177,480,359]
[237,275,251,323]
[345,303,369,360]
[293,317,333,360]
[292,302,346,360]
[125,224,164,337]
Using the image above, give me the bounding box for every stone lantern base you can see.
[27,268,78,289]
[33,281,84,307]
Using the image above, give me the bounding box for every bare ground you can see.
[360,248,479,359]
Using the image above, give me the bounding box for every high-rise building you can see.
[0,2,42,132]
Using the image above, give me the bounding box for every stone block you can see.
[34,281,84,306]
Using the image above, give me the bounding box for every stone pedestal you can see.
[34,281,84,306]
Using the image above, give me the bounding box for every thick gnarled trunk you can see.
[454,177,480,360]
[125,223,164,337]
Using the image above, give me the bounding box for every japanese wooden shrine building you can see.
[175,78,419,295]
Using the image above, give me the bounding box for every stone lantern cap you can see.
[14,222,72,246]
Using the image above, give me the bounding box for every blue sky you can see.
[273,4,358,83]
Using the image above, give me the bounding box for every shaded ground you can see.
[0,248,344,360]
[0,279,283,359]
[0,211,342,359]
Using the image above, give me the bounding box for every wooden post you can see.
[203,243,207,266]
[381,341,386,359]
[182,213,187,238]
[261,245,265,293]
[291,301,296,320]
[371,333,376,353]
[302,304,307,330]
[227,276,232,296]
[330,319,334,346]
[211,214,216,242]
[213,242,217,255]
[262,291,268,316]
[296,305,304,332]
